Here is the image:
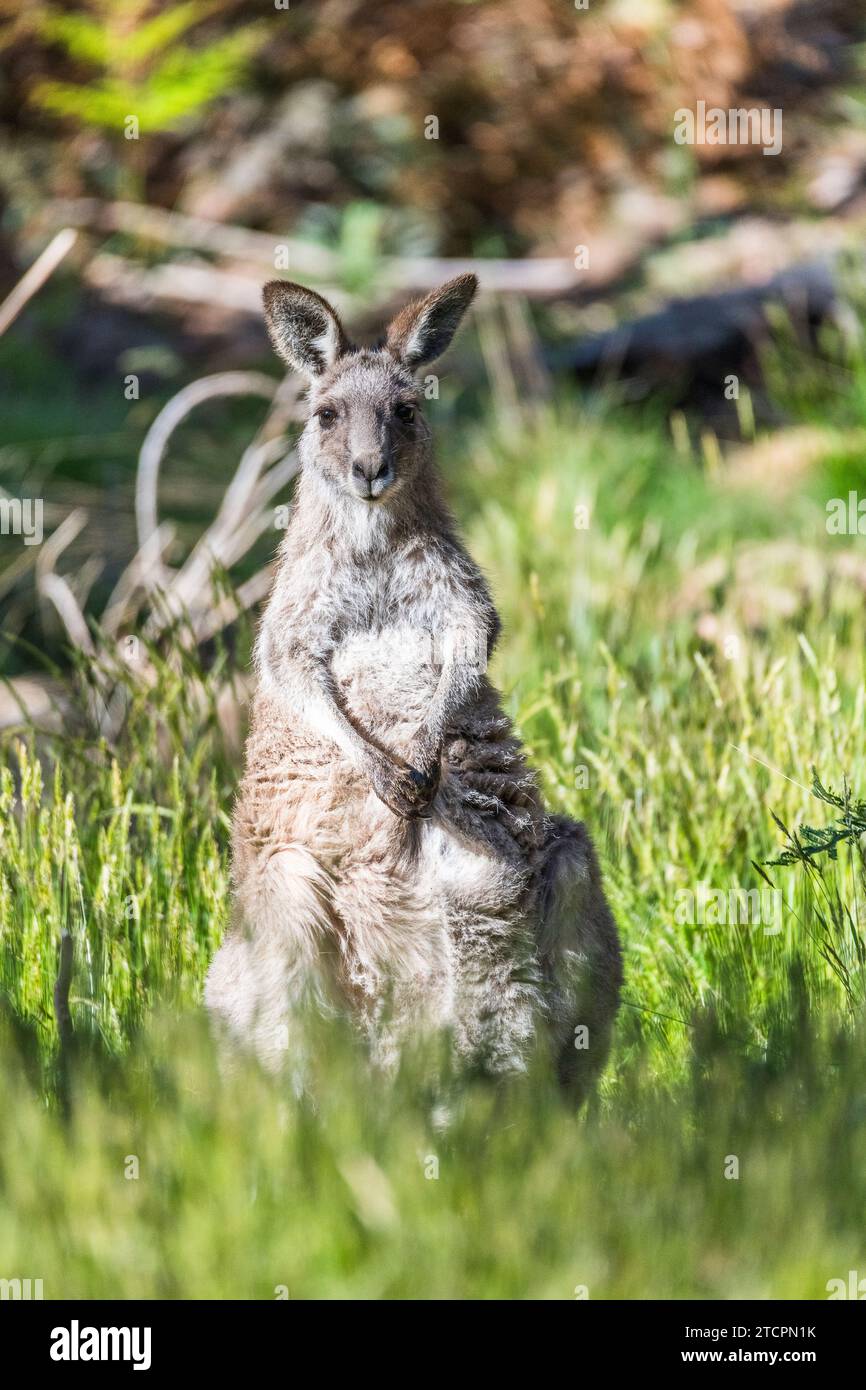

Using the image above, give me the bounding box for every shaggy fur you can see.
[205,275,622,1099]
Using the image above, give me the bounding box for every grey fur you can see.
[205,276,622,1100]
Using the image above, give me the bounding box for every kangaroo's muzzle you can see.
[350,453,394,500]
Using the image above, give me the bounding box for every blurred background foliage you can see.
[2,0,864,251]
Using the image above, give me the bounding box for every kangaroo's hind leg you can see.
[204,844,338,1079]
[327,849,455,1071]
[536,816,622,1103]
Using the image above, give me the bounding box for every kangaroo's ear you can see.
[262,280,348,378]
[386,273,478,370]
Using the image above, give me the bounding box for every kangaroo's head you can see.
[262,274,477,506]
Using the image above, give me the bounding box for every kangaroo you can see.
[205,274,622,1099]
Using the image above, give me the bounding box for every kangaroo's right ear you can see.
[262,281,348,378]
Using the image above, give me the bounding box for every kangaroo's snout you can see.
[350,452,393,500]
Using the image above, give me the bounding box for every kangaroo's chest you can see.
[325,552,451,730]
[330,624,440,738]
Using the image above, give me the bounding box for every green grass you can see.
[2,333,866,1297]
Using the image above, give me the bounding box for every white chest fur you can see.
[330,625,440,738]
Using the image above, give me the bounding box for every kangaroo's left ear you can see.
[386,273,478,370]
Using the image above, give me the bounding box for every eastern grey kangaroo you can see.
[205,273,622,1099]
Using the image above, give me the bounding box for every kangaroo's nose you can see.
[350,453,392,498]
[351,455,389,483]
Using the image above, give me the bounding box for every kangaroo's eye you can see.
[316,406,338,427]
[394,403,415,424]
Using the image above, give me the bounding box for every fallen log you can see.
[558,261,838,385]
[49,198,581,297]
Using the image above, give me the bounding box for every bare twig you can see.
[133,371,301,640]
[193,565,275,644]
[51,198,339,278]
[38,574,94,654]
[136,371,278,559]
[101,522,176,637]
[0,228,77,338]
[36,507,89,588]
[84,252,289,318]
